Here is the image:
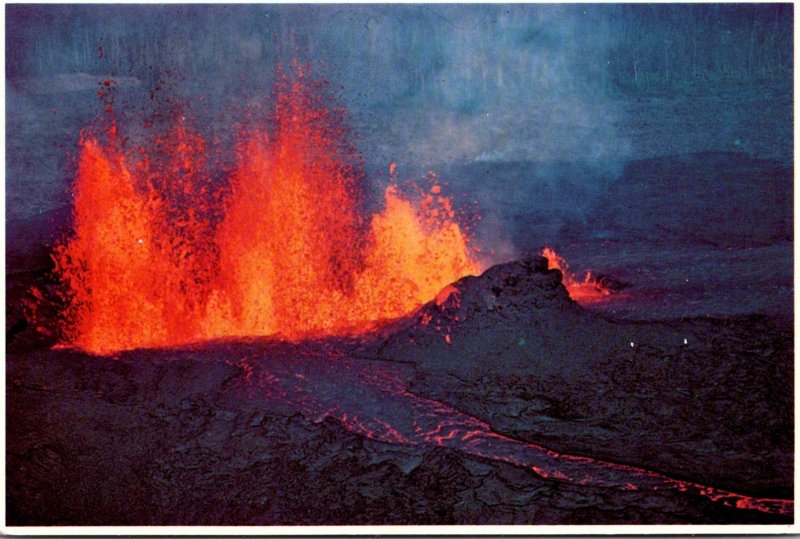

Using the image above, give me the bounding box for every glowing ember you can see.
[53,70,480,354]
[541,247,609,304]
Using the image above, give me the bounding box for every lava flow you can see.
[542,247,610,304]
[239,351,793,518]
[53,71,480,355]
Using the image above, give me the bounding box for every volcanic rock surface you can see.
[374,256,793,498]
[6,256,793,525]
[583,152,792,248]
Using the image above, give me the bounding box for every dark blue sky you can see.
[6,4,792,170]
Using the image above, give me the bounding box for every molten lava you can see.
[541,247,609,304]
[54,71,480,354]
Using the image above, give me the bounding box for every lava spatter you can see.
[54,68,480,354]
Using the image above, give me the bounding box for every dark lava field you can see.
[7,197,794,525]
[6,253,794,525]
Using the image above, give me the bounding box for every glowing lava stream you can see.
[542,247,609,304]
[239,352,792,517]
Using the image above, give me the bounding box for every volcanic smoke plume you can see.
[52,69,480,355]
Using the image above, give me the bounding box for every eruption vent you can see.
[541,247,609,304]
[54,71,480,355]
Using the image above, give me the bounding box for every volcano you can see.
[6,3,794,531]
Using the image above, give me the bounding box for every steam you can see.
[278,4,632,168]
[9,4,633,263]
[8,4,630,167]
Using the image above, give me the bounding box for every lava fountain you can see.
[53,70,480,355]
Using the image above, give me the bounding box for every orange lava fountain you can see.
[54,71,480,355]
[541,247,608,304]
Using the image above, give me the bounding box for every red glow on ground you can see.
[541,247,609,304]
[242,352,792,517]
[53,69,480,354]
